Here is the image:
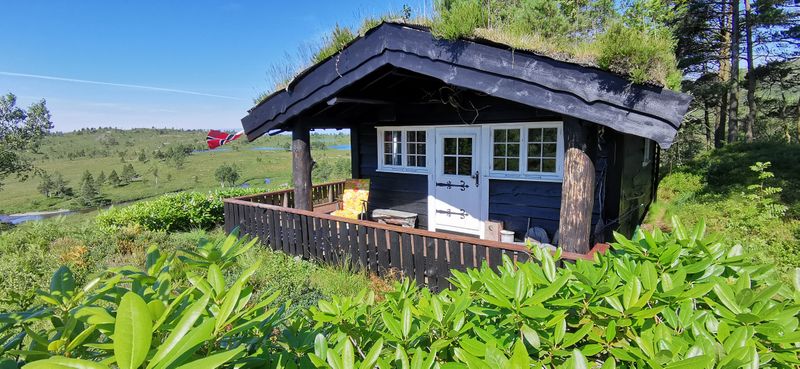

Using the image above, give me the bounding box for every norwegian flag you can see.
[206,129,244,149]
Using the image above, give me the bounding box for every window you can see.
[526,127,559,173]
[492,129,520,172]
[383,130,402,166]
[487,122,563,181]
[377,127,431,173]
[443,137,473,175]
[406,130,427,167]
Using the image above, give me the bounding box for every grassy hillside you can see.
[646,142,800,280]
[0,128,350,214]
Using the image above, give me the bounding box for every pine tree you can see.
[108,169,121,187]
[121,164,137,182]
[96,170,106,185]
[79,172,99,206]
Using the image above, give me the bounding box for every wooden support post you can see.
[558,120,595,254]
[292,123,313,211]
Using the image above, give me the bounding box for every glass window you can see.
[378,128,430,172]
[443,137,473,176]
[492,128,521,171]
[527,127,558,173]
[407,130,426,167]
[383,130,402,166]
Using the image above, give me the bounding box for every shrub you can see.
[2,218,798,368]
[96,187,265,232]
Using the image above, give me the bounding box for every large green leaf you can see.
[24,356,108,369]
[147,296,209,369]
[113,292,153,369]
[174,345,244,369]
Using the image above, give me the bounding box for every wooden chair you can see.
[331,179,370,220]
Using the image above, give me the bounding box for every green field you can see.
[0,128,350,214]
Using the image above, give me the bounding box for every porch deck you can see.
[223,180,607,290]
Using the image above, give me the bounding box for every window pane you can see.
[407,143,416,155]
[444,157,457,174]
[542,159,556,172]
[417,143,426,155]
[507,143,520,157]
[494,129,506,142]
[542,143,557,157]
[542,128,558,142]
[528,128,542,142]
[507,158,519,171]
[384,143,394,153]
[528,158,541,172]
[407,156,416,167]
[458,138,472,155]
[414,155,426,167]
[444,138,457,155]
[416,131,426,141]
[528,143,542,157]
[385,154,401,166]
[507,129,521,142]
[493,158,505,171]
[493,144,506,157]
[458,157,472,175]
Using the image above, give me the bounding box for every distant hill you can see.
[1,128,350,214]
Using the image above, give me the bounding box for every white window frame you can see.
[482,122,564,182]
[376,126,432,174]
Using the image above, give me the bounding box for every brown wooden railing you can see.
[223,181,607,291]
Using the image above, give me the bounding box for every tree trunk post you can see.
[558,120,595,254]
[292,123,313,211]
[744,0,756,143]
[727,0,740,144]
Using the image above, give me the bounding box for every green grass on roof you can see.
[254,2,683,106]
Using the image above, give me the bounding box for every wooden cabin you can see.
[225,22,690,278]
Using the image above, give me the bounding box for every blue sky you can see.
[1,1,428,132]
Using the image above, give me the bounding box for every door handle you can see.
[472,171,480,187]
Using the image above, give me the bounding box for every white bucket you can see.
[500,230,514,243]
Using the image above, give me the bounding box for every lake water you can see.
[0,210,75,225]
[193,144,350,154]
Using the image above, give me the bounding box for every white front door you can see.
[431,127,482,235]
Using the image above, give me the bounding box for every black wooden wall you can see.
[342,92,644,244]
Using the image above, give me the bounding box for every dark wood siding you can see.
[615,135,655,236]
[358,126,429,228]
[487,180,602,243]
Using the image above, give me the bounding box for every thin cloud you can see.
[0,71,244,100]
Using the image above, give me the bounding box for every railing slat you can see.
[401,233,413,279]
[413,235,425,285]
[389,231,401,272]
[375,228,388,273]
[436,239,449,291]
[357,225,368,269]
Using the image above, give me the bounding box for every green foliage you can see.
[36,171,72,198]
[649,145,800,283]
[313,24,357,64]
[596,22,682,89]
[96,187,264,232]
[3,220,799,368]
[312,157,351,183]
[746,162,788,219]
[214,163,240,187]
[0,93,53,189]
[431,0,486,39]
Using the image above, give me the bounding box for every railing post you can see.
[292,122,313,211]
